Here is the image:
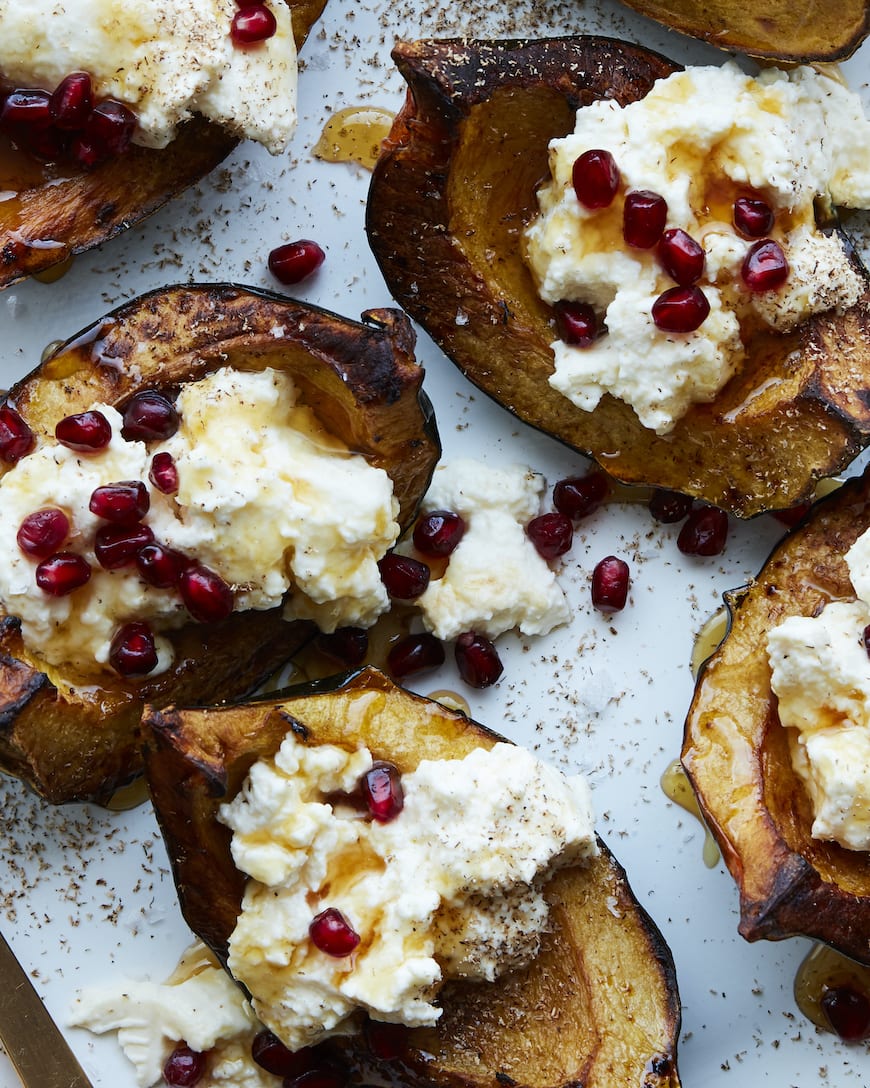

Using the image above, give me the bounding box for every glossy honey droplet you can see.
[691,608,729,678]
[660,759,721,868]
[313,106,395,171]
[794,942,870,1039]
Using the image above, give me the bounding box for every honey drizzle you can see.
[313,106,395,171]
[660,759,720,868]
[794,942,870,1034]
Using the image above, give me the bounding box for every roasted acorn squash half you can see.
[142,666,682,1088]
[366,37,870,519]
[617,0,870,62]
[684,468,870,963]
[0,285,439,804]
[0,0,326,290]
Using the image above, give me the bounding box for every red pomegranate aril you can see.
[35,552,91,596]
[268,239,325,285]
[733,195,775,239]
[553,472,609,519]
[70,134,103,169]
[771,501,811,529]
[89,479,150,523]
[108,621,158,677]
[231,3,278,42]
[591,555,630,613]
[553,300,598,347]
[387,632,445,678]
[121,389,179,441]
[252,1031,315,1077]
[364,1019,409,1061]
[50,72,93,130]
[315,626,369,666]
[863,623,870,659]
[309,907,360,957]
[16,122,69,162]
[455,631,503,688]
[821,984,870,1042]
[136,542,188,588]
[623,189,667,249]
[658,228,705,286]
[149,451,179,494]
[651,285,710,333]
[17,508,70,558]
[0,405,35,463]
[648,488,693,524]
[83,98,137,155]
[526,512,573,560]
[413,510,465,558]
[179,563,234,622]
[1,89,52,129]
[361,761,404,822]
[742,238,789,292]
[163,1042,207,1087]
[378,553,430,599]
[55,410,112,451]
[572,149,620,209]
[677,505,729,556]
[94,523,154,569]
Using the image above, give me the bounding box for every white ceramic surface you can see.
[1,2,869,1085]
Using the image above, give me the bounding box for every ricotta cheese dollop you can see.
[524,63,870,434]
[0,367,398,676]
[218,731,597,1051]
[0,0,297,152]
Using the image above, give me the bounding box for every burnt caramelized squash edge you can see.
[683,466,870,963]
[142,666,682,1088]
[0,284,440,804]
[0,0,327,290]
[365,36,870,518]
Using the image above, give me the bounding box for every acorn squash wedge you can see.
[366,37,870,519]
[0,284,439,804]
[617,0,870,62]
[142,666,682,1088]
[0,0,326,290]
[683,467,870,962]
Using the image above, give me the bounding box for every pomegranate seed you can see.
[378,554,430,599]
[309,908,359,957]
[648,489,693,523]
[179,563,234,622]
[1,89,51,128]
[455,631,503,688]
[35,552,91,596]
[83,98,136,155]
[677,505,729,556]
[315,626,368,666]
[149,451,179,494]
[268,240,325,285]
[94,523,154,570]
[863,624,870,659]
[361,761,404,822]
[572,149,620,209]
[70,134,103,169]
[16,123,69,162]
[387,632,445,678]
[17,508,70,558]
[821,984,870,1042]
[741,239,789,292]
[109,621,158,676]
[121,390,179,441]
[591,555,630,612]
[89,480,150,523]
[0,405,35,463]
[136,542,188,588]
[623,189,667,249]
[651,286,710,333]
[55,410,112,451]
[553,472,609,519]
[252,1031,315,1077]
[771,501,811,528]
[526,512,573,559]
[286,1071,344,1088]
[553,300,598,347]
[733,195,774,239]
[364,1019,409,1060]
[50,73,93,130]
[413,510,465,558]
[658,228,705,286]
[231,3,278,43]
[163,1043,206,1087]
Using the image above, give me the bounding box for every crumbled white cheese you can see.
[70,943,263,1088]
[218,730,596,1051]
[0,367,398,675]
[0,0,297,152]
[524,63,870,434]
[414,459,570,640]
